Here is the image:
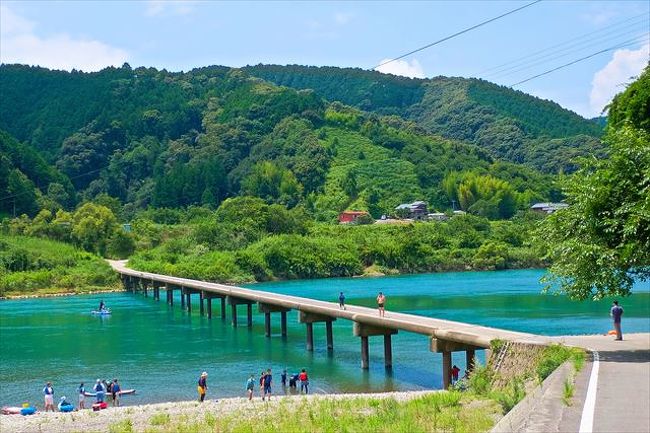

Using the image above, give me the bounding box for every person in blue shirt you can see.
[43,382,55,412]
[339,292,346,310]
[94,379,105,403]
[610,300,624,341]
[111,379,121,407]
[263,369,273,401]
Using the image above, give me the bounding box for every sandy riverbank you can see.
[0,288,125,300]
[0,391,442,433]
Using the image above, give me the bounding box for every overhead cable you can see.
[373,0,542,70]
[478,12,649,76]
[510,37,649,87]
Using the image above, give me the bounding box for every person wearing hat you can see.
[197,372,208,402]
[93,379,105,403]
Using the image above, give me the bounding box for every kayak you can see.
[84,389,135,397]
[91,309,111,315]
[1,407,22,415]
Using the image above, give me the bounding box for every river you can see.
[1,269,648,406]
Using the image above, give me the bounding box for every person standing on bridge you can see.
[339,292,346,310]
[610,300,624,341]
[377,292,386,317]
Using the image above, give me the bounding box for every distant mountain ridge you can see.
[0,63,582,219]
[244,64,604,172]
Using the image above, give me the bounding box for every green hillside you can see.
[0,63,561,220]
[245,65,605,171]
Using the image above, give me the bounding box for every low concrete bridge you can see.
[110,261,549,388]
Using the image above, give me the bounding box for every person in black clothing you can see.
[339,292,346,310]
[281,369,287,387]
[98,300,105,311]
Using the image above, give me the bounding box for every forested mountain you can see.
[245,65,605,172]
[1,63,566,219]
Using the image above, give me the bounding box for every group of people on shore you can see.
[198,368,310,403]
[42,378,123,412]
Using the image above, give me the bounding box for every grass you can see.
[536,345,586,380]
[109,393,500,433]
[0,234,119,296]
[563,378,575,406]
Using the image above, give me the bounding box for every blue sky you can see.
[1,1,648,117]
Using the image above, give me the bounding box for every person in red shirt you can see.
[299,369,309,394]
[451,365,461,383]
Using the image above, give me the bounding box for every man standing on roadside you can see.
[610,300,624,341]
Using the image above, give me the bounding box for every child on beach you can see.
[43,382,54,412]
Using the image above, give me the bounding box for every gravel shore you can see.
[0,390,438,433]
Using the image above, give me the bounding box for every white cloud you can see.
[589,43,649,115]
[0,4,128,72]
[334,12,353,26]
[145,0,195,17]
[376,58,425,79]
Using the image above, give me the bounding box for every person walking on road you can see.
[339,292,346,310]
[610,300,624,341]
[43,382,55,412]
[197,372,208,402]
[377,292,386,317]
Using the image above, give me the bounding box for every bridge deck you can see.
[111,261,548,348]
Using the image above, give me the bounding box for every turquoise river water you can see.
[1,269,648,406]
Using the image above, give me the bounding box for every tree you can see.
[540,126,649,300]
[539,69,650,300]
[71,203,118,255]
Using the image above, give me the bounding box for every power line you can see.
[510,37,649,87]
[477,12,649,76]
[486,18,649,79]
[490,27,649,80]
[373,0,542,70]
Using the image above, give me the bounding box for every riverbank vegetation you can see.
[0,235,118,297]
[124,203,546,283]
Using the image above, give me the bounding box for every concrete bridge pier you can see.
[430,337,482,389]
[199,291,205,316]
[259,304,291,337]
[201,293,225,319]
[152,280,163,301]
[180,287,185,310]
[353,323,398,369]
[227,296,255,327]
[299,312,336,352]
[141,279,148,297]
